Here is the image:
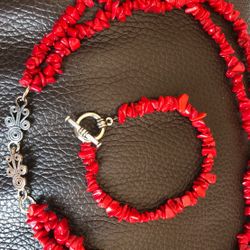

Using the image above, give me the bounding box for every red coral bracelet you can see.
[76,94,217,223]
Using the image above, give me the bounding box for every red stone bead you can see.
[63,13,78,25]
[245,207,250,216]
[36,210,50,223]
[190,112,207,121]
[226,61,245,78]
[118,204,130,222]
[66,235,85,250]
[84,0,94,7]
[140,96,155,113]
[155,208,163,219]
[150,99,159,110]
[44,239,61,250]
[44,217,58,231]
[244,190,250,200]
[41,33,56,46]
[140,212,150,223]
[202,147,217,157]
[78,146,96,160]
[172,198,184,213]
[182,103,192,117]
[177,93,189,113]
[244,173,250,181]
[243,181,250,187]
[34,229,49,241]
[234,18,248,31]
[86,162,99,174]
[156,96,165,111]
[32,222,44,232]
[19,74,32,87]
[76,2,86,14]
[185,5,200,14]
[181,192,197,207]
[43,65,56,76]
[27,204,48,218]
[158,96,170,112]
[219,44,234,57]
[53,24,65,37]
[237,233,249,244]
[164,203,176,219]
[128,208,141,223]
[92,191,107,203]
[118,103,128,124]
[54,218,70,245]
[126,105,137,118]
[192,119,206,128]
[26,57,39,70]
[46,53,62,64]
[106,200,121,217]
[193,184,207,198]
[87,179,99,192]
[244,223,250,231]
[96,10,109,22]
[68,36,81,50]
[65,6,81,20]
[85,171,95,182]
[39,236,51,247]
[201,163,213,172]
[98,195,113,208]
[200,173,217,184]
[225,10,240,22]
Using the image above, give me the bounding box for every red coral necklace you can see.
[4,0,250,249]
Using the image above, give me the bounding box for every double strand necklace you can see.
[4,0,250,249]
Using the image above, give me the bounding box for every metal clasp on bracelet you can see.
[65,112,115,148]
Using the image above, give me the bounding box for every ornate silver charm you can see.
[4,88,36,213]
[6,149,27,191]
[5,97,30,150]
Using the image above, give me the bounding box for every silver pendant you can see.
[6,149,27,191]
[5,97,30,151]
[4,89,35,213]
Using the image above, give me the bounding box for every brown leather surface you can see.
[0,0,250,249]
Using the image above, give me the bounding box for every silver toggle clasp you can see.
[66,112,114,148]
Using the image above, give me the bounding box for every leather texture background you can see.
[0,0,250,249]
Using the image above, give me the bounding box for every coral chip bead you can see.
[181,192,197,207]
[190,112,207,122]
[106,200,121,217]
[200,173,217,184]
[68,236,85,250]
[178,93,189,113]
[193,184,207,198]
[98,195,113,208]
[27,204,48,218]
[164,204,176,219]
[245,207,250,216]
[54,218,70,245]
[69,38,81,51]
